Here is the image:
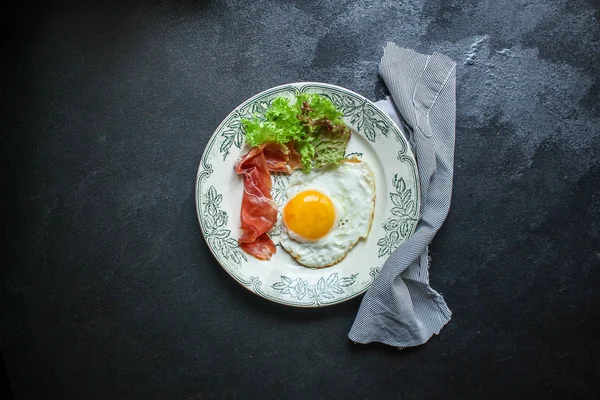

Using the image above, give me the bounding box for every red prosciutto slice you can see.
[263,142,303,173]
[235,142,303,260]
[241,233,277,261]
[235,147,277,260]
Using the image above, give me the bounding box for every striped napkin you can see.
[349,43,456,348]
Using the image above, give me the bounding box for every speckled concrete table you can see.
[1,0,598,398]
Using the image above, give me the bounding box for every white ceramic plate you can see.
[196,82,419,307]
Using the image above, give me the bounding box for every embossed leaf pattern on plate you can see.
[377,174,418,258]
[202,186,247,265]
[219,116,244,161]
[271,173,290,207]
[272,272,358,305]
[320,92,390,142]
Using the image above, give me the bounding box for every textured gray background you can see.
[1,0,599,398]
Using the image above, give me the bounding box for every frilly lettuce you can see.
[241,93,351,172]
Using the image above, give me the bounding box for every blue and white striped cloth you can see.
[349,43,456,348]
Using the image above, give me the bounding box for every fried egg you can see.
[279,159,376,268]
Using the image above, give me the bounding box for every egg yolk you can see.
[283,190,335,240]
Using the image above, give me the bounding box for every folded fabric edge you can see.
[382,41,423,62]
[348,313,452,348]
[348,295,452,349]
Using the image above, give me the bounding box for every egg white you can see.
[279,160,376,268]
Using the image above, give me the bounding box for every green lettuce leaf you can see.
[312,124,351,168]
[241,93,350,172]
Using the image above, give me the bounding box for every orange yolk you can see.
[283,190,335,240]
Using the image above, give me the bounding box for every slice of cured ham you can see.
[235,142,302,260]
[262,142,303,174]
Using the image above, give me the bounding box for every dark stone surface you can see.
[1,0,599,398]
